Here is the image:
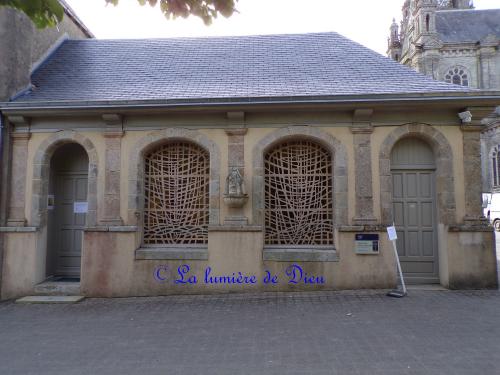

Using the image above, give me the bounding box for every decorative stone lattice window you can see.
[143,142,209,245]
[264,140,334,245]
[444,67,469,86]
[492,146,500,190]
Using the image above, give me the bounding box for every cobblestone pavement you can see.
[1,289,500,375]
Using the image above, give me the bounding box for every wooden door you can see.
[392,170,438,283]
[47,143,89,279]
[391,138,438,283]
[53,172,87,277]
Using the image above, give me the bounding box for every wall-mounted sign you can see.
[73,201,88,214]
[355,233,379,254]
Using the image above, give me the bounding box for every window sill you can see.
[136,246,208,260]
[263,246,339,262]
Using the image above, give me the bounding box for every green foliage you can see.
[107,0,238,25]
[0,0,64,28]
[0,0,238,29]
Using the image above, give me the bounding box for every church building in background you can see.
[387,0,500,216]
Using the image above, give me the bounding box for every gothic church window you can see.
[444,67,469,86]
[264,140,334,245]
[438,0,453,8]
[492,146,500,190]
[143,142,209,245]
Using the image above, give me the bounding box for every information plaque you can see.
[355,233,379,254]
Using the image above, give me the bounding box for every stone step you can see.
[16,296,85,304]
[34,280,81,296]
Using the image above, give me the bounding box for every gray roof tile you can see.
[14,32,470,104]
[436,9,500,43]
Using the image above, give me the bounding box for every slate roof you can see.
[436,9,500,43]
[11,32,471,105]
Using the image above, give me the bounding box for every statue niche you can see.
[223,167,248,208]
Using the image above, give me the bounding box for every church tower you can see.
[388,0,441,75]
[387,18,401,61]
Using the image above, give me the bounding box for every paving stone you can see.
[1,288,500,375]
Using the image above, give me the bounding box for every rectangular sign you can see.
[387,226,397,241]
[73,201,88,214]
[355,233,379,254]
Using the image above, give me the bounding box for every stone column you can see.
[351,109,376,225]
[101,114,123,226]
[462,107,496,222]
[7,116,30,226]
[223,112,248,225]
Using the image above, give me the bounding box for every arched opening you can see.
[264,140,334,246]
[425,14,430,32]
[142,141,210,246]
[46,143,89,280]
[391,137,439,284]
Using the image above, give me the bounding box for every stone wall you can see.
[0,6,90,101]
[0,106,497,299]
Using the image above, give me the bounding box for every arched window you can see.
[143,142,209,245]
[425,14,430,32]
[264,140,334,245]
[492,146,500,190]
[444,66,469,86]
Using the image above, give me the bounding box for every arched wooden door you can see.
[47,143,89,279]
[391,138,439,284]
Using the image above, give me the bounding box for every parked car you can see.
[483,193,500,231]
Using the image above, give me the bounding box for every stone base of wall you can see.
[445,230,498,289]
[80,230,396,298]
[2,227,497,299]
[0,230,45,300]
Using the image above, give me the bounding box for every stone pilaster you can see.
[224,112,248,225]
[7,116,30,226]
[478,38,497,89]
[351,109,376,225]
[101,114,123,226]
[461,107,496,223]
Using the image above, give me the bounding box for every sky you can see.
[65,0,500,55]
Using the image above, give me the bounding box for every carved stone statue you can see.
[226,167,245,196]
[223,167,248,209]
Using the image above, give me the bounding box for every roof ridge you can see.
[63,31,343,42]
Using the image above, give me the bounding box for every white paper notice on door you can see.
[387,226,398,241]
[73,201,88,214]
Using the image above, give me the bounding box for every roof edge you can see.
[59,0,94,38]
[2,91,500,112]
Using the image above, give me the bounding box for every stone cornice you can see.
[225,128,248,136]
[102,113,122,125]
[351,108,374,133]
[10,132,31,140]
[102,113,124,137]
[7,115,30,126]
[465,106,497,127]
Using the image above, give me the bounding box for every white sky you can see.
[66,0,500,55]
